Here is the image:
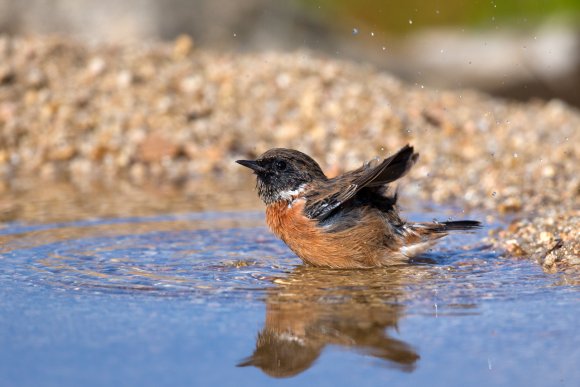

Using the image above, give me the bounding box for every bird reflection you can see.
[238,265,427,378]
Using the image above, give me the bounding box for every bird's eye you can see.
[275,160,287,171]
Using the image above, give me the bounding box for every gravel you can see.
[0,35,578,272]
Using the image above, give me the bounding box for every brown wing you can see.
[305,145,418,221]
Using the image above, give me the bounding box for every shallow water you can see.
[0,200,578,387]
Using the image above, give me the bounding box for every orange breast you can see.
[265,200,402,268]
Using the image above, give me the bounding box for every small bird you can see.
[237,145,481,269]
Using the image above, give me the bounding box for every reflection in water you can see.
[239,266,429,378]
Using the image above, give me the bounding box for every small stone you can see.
[88,57,106,76]
[498,197,522,213]
[539,231,553,245]
[505,239,528,257]
[180,76,202,94]
[173,34,194,58]
[0,65,15,85]
[0,202,20,222]
[49,145,76,161]
[138,133,180,163]
[129,163,147,183]
[89,144,108,161]
[542,251,558,269]
[0,102,16,122]
[26,68,47,88]
[116,71,133,88]
[541,164,556,178]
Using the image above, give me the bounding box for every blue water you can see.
[0,211,578,387]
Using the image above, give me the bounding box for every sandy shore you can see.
[0,36,578,274]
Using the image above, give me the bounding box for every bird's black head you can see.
[236,148,327,204]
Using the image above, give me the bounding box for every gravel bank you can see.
[0,36,578,273]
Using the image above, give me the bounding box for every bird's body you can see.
[237,145,480,269]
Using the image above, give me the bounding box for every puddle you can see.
[0,203,578,387]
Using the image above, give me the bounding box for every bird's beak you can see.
[236,159,265,173]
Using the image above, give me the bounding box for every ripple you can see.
[0,213,299,298]
[0,210,559,303]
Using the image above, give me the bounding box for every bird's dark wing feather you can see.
[305,145,418,221]
[336,145,418,201]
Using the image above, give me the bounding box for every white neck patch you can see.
[279,183,307,202]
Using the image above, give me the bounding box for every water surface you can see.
[0,200,578,387]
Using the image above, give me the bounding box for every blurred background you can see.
[1,0,579,106]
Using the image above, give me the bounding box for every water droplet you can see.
[440,49,444,54]
[352,28,359,35]
[513,153,518,158]
[435,9,440,15]
[233,33,237,37]
[370,32,375,37]
[408,19,413,25]
[382,46,386,51]
[491,192,497,197]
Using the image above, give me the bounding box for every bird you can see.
[236,145,481,269]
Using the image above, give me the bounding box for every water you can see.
[0,200,578,387]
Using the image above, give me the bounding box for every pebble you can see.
[138,133,180,163]
[505,239,527,257]
[173,34,194,58]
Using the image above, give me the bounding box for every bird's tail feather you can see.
[407,220,482,240]
[435,220,482,232]
[399,220,482,258]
